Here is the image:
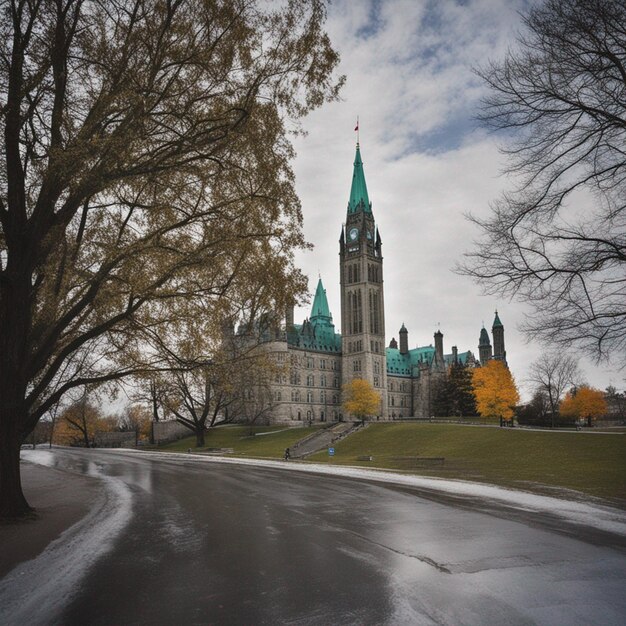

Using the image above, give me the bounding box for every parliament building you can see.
[251,142,507,423]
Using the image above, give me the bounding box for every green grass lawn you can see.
[154,422,626,505]
[308,424,626,504]
[157,424,323,458]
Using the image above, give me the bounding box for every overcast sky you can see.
[289,0,621,400]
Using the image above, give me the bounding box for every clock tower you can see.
[339,143,387,418]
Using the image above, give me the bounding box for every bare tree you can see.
[527,353,582,428]
[516,390,550,426]
[162,365,232,448]
[157,316,281,446]
[228,354,277,428]
[605,385,626,420]
[460,0,626,368]
[0,0,341,517]
[55,392,107,447]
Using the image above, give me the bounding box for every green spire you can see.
[310,278,331,321]
[492,310,503,329]
[479,326,491,346]
[348,144,371,214]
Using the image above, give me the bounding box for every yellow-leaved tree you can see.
[53,397,115,447]
[0,0,343,517]
[472,360,520,425]
[343,379,381,424]
[560,386,607,427]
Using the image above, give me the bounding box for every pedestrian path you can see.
[290,422,363,458]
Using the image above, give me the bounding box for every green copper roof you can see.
[347,145,371,214]
[310,278,331,321]
[288,321,341,353]
[386,344,474,377]
[445,351,472,366]
[492,311,503,329]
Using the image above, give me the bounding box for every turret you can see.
[285,300,294,331]
[433,329,445,369]
[399,323,408,354]
[389,337,398,349]
[452,345,458,364]
[492,310,507,366]
[478,326,492,365]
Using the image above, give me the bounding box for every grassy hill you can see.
[155,422,626,505]
[309,423,626,503]
[157,424,322,458]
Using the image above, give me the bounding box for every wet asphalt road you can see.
[10,448,626,625]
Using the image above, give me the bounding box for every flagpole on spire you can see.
[355,116,359,146]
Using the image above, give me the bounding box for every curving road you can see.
[3,447,626,625]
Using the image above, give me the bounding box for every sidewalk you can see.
[0,459,101,578]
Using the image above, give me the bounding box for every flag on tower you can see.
[354,121,359,132]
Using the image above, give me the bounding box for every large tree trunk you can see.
[195,429,205,448]
[0,225,34,517]
[0,411,32,519]
[0,286,34,518]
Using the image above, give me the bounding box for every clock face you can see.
[349,227,359,241]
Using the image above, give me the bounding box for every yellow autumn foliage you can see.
[472,360,520,422]
[560,385,607,425]
[343,379,381,421]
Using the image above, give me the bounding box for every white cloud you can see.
[291,0,620,400]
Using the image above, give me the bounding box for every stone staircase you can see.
[290,421,364,458]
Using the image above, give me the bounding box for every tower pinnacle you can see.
[310,277,331,321]
[348,144,371,214]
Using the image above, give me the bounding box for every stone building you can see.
[243,141,507,423]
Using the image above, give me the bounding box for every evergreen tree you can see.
[449,363,478,417]
[432,376,452,417]
[433,363,478,418]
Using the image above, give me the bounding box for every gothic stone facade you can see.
[249,143,506,424]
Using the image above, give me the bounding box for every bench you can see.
[390,456,445,467]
